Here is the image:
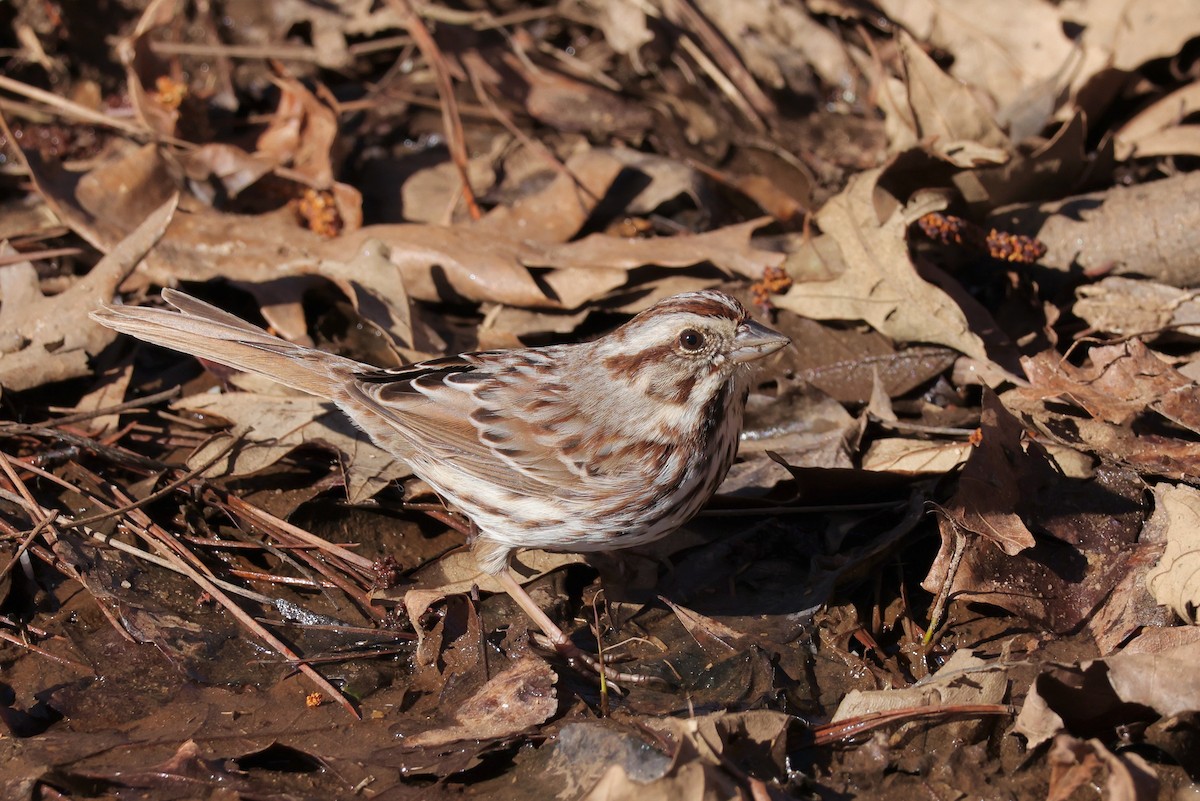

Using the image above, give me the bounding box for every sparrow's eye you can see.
[678,328,705,351]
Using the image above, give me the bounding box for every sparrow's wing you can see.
[346,350,596,498]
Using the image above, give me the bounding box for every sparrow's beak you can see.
[730,319,790,364]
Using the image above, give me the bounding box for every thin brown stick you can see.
[420,5,558,29]
[47,386,181,427]
[808,704,1015,747]
[2,453,93,493]
[61,436,238,532]
[661,0,776,129]
[0,485,136,642]
[183,537,349,551]
[347,35,414,58]
[0,247,83,266]
[230,569,337,589]
[413,504,472,536]
[0,74,192,146]
[924,515,967,646]
[125,509,361,718]
[386,0,481,220]
[0,454,59,583]
[271,535,387,621]
[463,54,591,196]
[0,514,53,583]
[339,89,492,119]
[0,629,95,675]
[223,493,376,572]
[150,40,325,62]
[0,422,169,471]
[268,646,412,665]
[215,493,387,621]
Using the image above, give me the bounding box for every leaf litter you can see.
[2,0,1200,798]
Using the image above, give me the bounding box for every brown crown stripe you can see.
[644,294,745,322]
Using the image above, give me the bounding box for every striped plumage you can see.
[91,288,789,680]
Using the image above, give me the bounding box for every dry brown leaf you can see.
[942,391,1036,556]
[505,52,654,137]
[1015,638,1200,750]
[1063,0,1200,107]
[862,438,972,474]
[70,358,134,433]
[612,149,717,216]
[173,391,411,504]
[340,222,554,307]
[258,71,362,231]
[1074,276,1200,340]
[198,214,774,312]
[738,384,858,473]
[1123,626,1200,656]
[257,74,336,186]
[16,139,179,257]
[925,398,1145,631]
[1046,736,1158,801]
[214,238,429,358]
[1030,412,1200,482]
[1088,588,1169,657]
[50,37,360,231]
[582,710,790,800]
[478,305,592,348]
[1106,640,1200,735]
[0,196,62,243]
[952,108,1090,214]
[114,0,181,138]
[879,1,1076,139]
[17,134,779,312]
[307,237,426,355]
[692,0,854,93]
[1115,81,1200,160]
[888,31,1011,166]
[179,144,276,199]
[660,596,746,657]
[592,0,654,63]
[1017,340,1200,435]
[402,657,557,747]
[832,649,1007,746]
[1005,347,1200,482]
[802,346,959,405]
[475,148,626,244]
[534,217,775,274]
[399,144,502,226]
[0,195,178,391]
[1144,483,1200,625]
[397,548,588,601]
[1085,534,1173,656]
[1116,126,1200,161]
[833,649,1006,716]
[989,160,1200,288]
[775,169,989,362]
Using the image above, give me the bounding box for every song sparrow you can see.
[91,288,789,681]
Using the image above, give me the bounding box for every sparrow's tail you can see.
[91,288,366,401]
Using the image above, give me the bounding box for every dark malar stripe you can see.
[698,378,734,444]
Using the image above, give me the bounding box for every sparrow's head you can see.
[596,290,790,410]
